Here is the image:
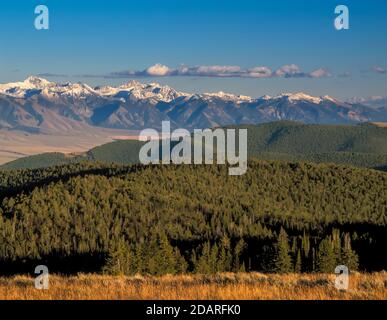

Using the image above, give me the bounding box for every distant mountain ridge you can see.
[1,76,387,132]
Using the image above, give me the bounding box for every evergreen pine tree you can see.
[302,232,310,258]
[341,234,359,271]
[273,228,293,273]
[103,238,132,275]
[311,248,316,272]
[146,235,160,275]
[233,239,246,272]
[219,236,232,272]
[294,249,302,273]
[133,242,144,274]
[209,243,219,273]
[332,229,342,265]
[174,247,188,274]
[154,233,178,275]
[194,242,212,274]
[316,238,336,273]
[301,233,311,272]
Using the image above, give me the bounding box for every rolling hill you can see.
[2,121,387,170]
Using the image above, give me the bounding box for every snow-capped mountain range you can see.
[0,76,386,133]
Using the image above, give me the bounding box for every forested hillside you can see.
[245,121,387,154]
[0,160,386,275]
[2,121,387,171]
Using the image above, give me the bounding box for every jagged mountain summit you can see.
[0,76,386,132]
[0,77,184,102]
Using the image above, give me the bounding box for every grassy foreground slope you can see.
[1,273,386,300]
[0,160,386,274]
[2,121,387,170]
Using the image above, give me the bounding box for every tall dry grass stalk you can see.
[0,272,386,300]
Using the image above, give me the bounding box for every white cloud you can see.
[372,66,387,74]
[274,64,302,77]
[104,63,331,79]
[245,66,272,78]
[274,65,330,78]
[309,68,331,78]
[174,65,243,77]
[195,65,241,76]
[145,64,172,76]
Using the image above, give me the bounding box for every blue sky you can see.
[0,0,386,99]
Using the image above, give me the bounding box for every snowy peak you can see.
[59,82,97,97]
[0,76,53,98]
[259,94,272,100]
[0,77,187,102]
[137,83,184,102]
[93,85,119,96]
[0,77,341,105]
[0,76,97,98]
[24,76,52,87]
[94,81,186,102]
[274,92,323,104]
[321,95,340,103]
[272,92,342,104]
[118,80,144,89]
[117,81,185,102]
[202,91,252,103]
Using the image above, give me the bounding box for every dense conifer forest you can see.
[0,160,386,275]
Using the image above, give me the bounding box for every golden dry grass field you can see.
[0,273,386,300]
[0,128,140,165]
[371,122,387,127]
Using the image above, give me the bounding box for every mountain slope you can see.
[1,77,387,133]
